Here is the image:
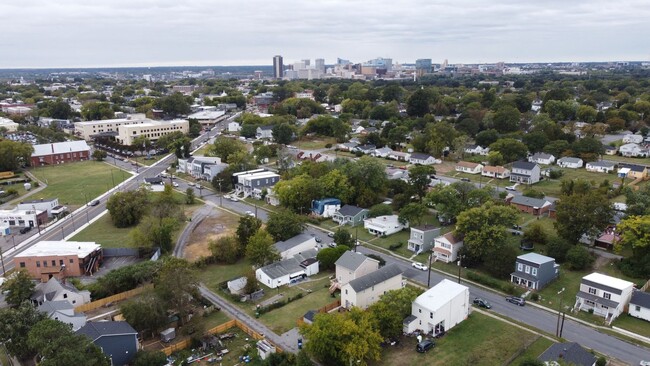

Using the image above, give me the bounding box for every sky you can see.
[1,0,649,68]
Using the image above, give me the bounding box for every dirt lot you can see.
[184,208,240,262]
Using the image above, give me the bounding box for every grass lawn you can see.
[533,168,627,197]
[197,259,256,290]
[611,313,650,338]
[29,161,128,208]
[0,344,11,366]
[258,283,333,334]
[509,336,555,365]
[602,154,650,165]
[371,312,539,366]
[296,136,337,150]
[202,310,232,329]
[70,213,133,248]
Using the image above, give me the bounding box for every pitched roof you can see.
[438,232,463,245]
[76,321,137,341]
[558,157,582,164]
[538,342,597,366]
[32,277,83,302]
[410,152,432,160]
[347,263,402,292]
[456,161,481,169]
[336,204,367,217]
[510,195,550,208]
[512,161,537,170]
[630,290,650,308]
[483,165,508,173]
[531,152,554,160]
[619,162,647,172]
[258,125,274,131]
[587,161,616,168]
[38,300,75,314]
[335,251,376,271]
[274,233,315,253]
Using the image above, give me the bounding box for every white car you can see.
[505,183,519,191]
[412,262,428,271]
[229,196,239,202]
[245,211,255,217]
[172,182,179,187]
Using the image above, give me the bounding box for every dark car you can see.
[473,297,492,309]
[314,237,322,243]
[88,200,100,206]
[505,296,526,306]
[416,339,435,353]
[460,177,471,182]
[19,226,32,234]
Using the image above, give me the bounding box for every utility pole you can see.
[457,256,463,284]
[427,254,433,287]
[0,247,6,275]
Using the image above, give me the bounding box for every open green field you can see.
[370,312,540,366]
[29,161,129,207]
[533,168,624,197]
[198,259,256,290]
[296,136,337,150]
[602,154,650,165]
[612,312,650,337]
[70,213,133,248]
[509,336,555,365]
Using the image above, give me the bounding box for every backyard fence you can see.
[74,284,153,312]
[296,299,341,326]
[102,248,139,257]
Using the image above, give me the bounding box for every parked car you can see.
[328,243,337,248]
[460,177,471,182]
[229,196,239,202]
[88,200,100,206]
[473,298,492,309]
[639,361,650,366]
[314,237,322,243]
[412,262,428,271]
[245,211,255,217]
[172,182,179,187]
[416,339,434,353]
[327,232,335,238]
[505,296,526,306]
[505,184,519,191]
[19,226,32,234]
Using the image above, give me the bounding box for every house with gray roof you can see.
[409,152,440,165]
[557,156,584,169]
[629,290,650,322]
[574,272,635,324]
[510,161,541,184]
[38,300,87,331]
[539,342,597,366]
[255,249,319,289]
[273,233,318,260]
[341,264,403,309]
[77,321,139,366]
[332,205,369,227]
[586,160,616,173]
[511,253,559,290]
[31,277,91,307]
[335,251,380,286]
[509,195,552,216]
[528,152,556,165]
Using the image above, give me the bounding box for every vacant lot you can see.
[30,161,128,207]
[70,213,133,248]
[184,207,240,261]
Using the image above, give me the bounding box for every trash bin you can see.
[298,339,303,350]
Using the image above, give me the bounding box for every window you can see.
[52,260,56,266]
[517,263,523,271]
[531,268,537,276]
[636,305,641,312]
[36,261,41,267]
[70,259,74,264]
[429,312,433,319]
[43,261,48,267]
[418,309,422,313]
[588,287,597,295]
[524,265,530,274]
[19,262,25,268]
[345,290,348,294]
[63,294,68,299]
[603,292,611,300]
[60,260,64,266]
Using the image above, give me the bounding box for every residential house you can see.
[509,195,552,216]
[227,277,247,295]
[628,290,650,322]
[373,147,394,158]
[407,225,440,254]
[455,161,484,174]
[481,165,510,179]
[619,143,648,157]
[464,145,490,156]
[31,277,91,306]
[227,121,242,132]
[30,141,91,167]
[528,152,556,165]
[510,253,560,290]
[557,157,584,169]
[594,226,620,250]
[178,156,227,181]
[273,233,318,260]
[332,205,369,227]
[265,189,281,206]
[603,145,618,155]
[77,321,139,366]
[409,153,440,165]
[623,134,644,144]
[256,125,274,139]
[364,215,406,236]
[17,198,63,218]
[586,161,616,173]
[256,250,319,289]
[617,163,648,179]
[386,167,409,181]
[574,272,635,323]
[341,264,403,310]
[354,144,376,155]
[337,142,358,152]
[38,301,87,331]
[232,169,280,199]
[311,198,341,218]
[335,251,380,286]
[538,342,597,366]
[432,232,464,263]
[387,151,411,161]
[403,279,470,336]
[510,161,541,184]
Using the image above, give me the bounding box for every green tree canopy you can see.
[266,210,305,242]
[1,270,35,307]
[28,319,110,366]
[246,229,280,266]
[106,188,150,228]
[0,140,34,171]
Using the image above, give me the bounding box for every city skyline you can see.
[0,0,649,68]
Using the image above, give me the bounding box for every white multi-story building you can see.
[341,264,403,310]
[403,279,470,336]
[574,272,635,324]
[117,119,188,145]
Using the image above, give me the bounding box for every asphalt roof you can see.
[510,195,550,208]
[538,342,596,366]
[630,290,650,308]
[76,321,137,341]
[512,161,537,170]
[347,263,402,292]
[274,233,315,253]
[410,152,432,160]
[336,204,367,217]
[335,251,376,271]
[558,157,582,163]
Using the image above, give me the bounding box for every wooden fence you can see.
[640,279,650,292]
[296,299,341,326]
[161,319,282,356]
[74,284,153,313]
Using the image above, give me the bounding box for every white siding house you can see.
[432,232,464,263]
[628,291,650,322]
[623,134,644,144]
[364,215,407,236]
[586,161,616,173]
[403,279,470,336]
[557,157,584,169]
[574,272,635,324]
[341,264,403,310]
[455,161,483,174]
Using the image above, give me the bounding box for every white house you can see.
[256,125,274,139]
[528,152,556,165]
[38,301,87,331]
[628,290,650,322]
[455,161,483,174]
[273,233,318,260]
[557,157,584,169]
[510,161,541,184]
[619,143,648,157]
[586,161,616,173]
[623,134,644,144]
[256,250,319,289]
[228,121,242,132]
[481,165,510,179]
[387,151,411,161]
[31,277,91,307]
[341,264,403,310]
[403,279,470,336]
[574,272,635,324]
[409,153,440,165]
[432,232,464,263]
[373,147,394,158]
[335,251,380,286]
[464,145,490,156]
[364,215,406,236]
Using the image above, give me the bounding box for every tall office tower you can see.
[273,55,284,79]
[301,59,311,67]
[315,58,325,72]
[415,58,432,77]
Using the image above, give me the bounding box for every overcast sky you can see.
[1,0,649,68]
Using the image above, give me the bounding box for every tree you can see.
[426,182,493,222]
[522,131,549,153]
[577,105,597,123]
[455,203,518,261]
[92,149,107,161]
[133,350,168,366]
[106,189,150,227]
[0,302,46,361]
[408,165,435,201]
[120,291,167,338]
[81,101,114,120]
[209,235,242,264]
[475,129,500,147]
[209,136,247,163]
[487,151,505,166]
[543,140,570,157]
[566,245,594,270]
[398,203,427,226]
[368,287,422,339]
[150,184,184,222]
[236,215,263,249]
[546,236,572,263]
[155,92,191,117]
[316,246,350,270]
[368,203,393,218]
[28,319,109,366]
[321,169,354,204]
[185,187,195,204]
[1,270,35,307]
[491,105,521,133]
[333,228,354,247]
[155,257,198,325]
[406,89,431,117]
[188,118,201,137]
[518,358,545,366]
[0,140,34,171]
[274,174,323,213]
[272,123,295,144]
[132,135,153,157]
[246,229,280,266]
[615,215,650,278]
[554,190,613,244]
[483,244,518,279]
[489,138,528,163]
[382,84,404,103]
[522,222,548,247]
[266,210,305,242]
[300,307,382,366]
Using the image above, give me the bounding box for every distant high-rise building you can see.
[302,59,311,67]
[337,58,351,65]
[273,55,284,79]
[315,58,325,73]
[415,59,432,77]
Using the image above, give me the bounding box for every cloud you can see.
[0,0,648,68]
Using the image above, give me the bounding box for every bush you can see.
[546,236,572,263]
[388,242,403,251]
[522,188,545,199]
[86,261,162,300]
[466,271,519,295]
[548,169,564,179]
[530,293,539,301]
[596,357,607,366]
[566,245,594,270]
[325,143,332,148]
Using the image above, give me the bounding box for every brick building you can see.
[13,241,103,282]
[31,141,91,167]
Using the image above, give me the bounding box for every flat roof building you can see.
[14,241,103,282]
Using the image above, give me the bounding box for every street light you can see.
[457,255,465,284]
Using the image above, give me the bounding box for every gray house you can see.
[38,300,87,331]
[332,205,369,227]
[511,253,559,290]
[407,225,440,254]
[510,161,541,185]
[538,342,596,366]
[77,321,139,366]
